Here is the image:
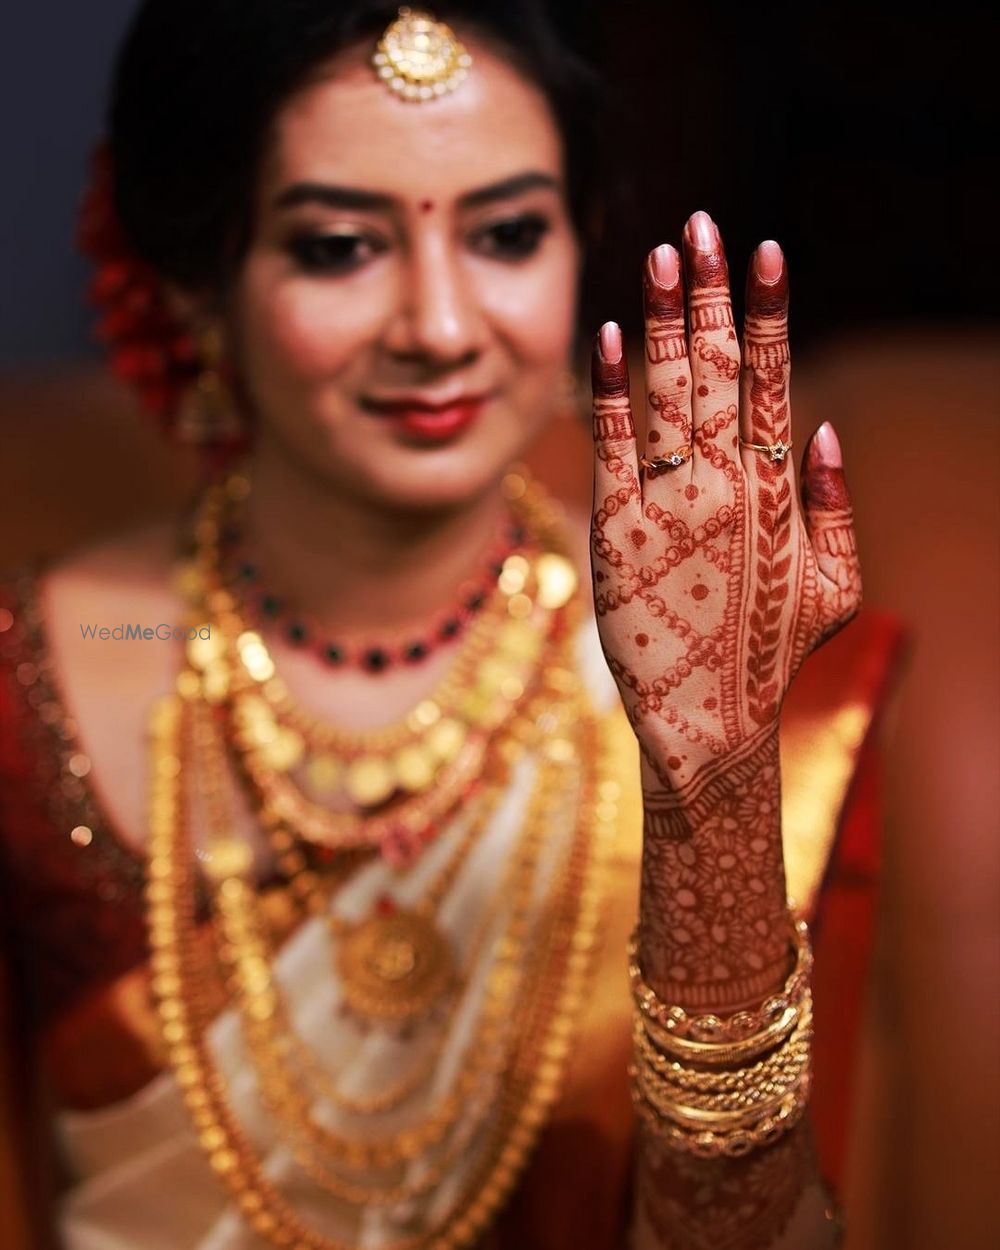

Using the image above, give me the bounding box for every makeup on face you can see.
[231,41,580,510]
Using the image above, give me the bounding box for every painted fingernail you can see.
[803,422,849,512]
[812,421,843,467]
[598,320,623,364]
[649,244,679,289]
[755,240,783,285]
[592,323,630,398]
[687,210,718,252]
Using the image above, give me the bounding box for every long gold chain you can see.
[267,785,511,1120]
[148,662,617,1247]
[146,468,621,1247]
[192,695,558,1188]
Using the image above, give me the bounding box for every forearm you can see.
[631,1118,843,1250]
[630,727,838,1248]
[637,726,792,1013]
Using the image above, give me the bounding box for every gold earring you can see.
[176,324,243,445]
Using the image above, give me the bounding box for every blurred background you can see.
[1,3,998,1247]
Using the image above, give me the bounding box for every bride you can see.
[0,3,876,1247]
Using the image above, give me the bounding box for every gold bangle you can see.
[634,1065,807,1118]
[632,1015,811,1094]
[633,1063,807,1130]
[639,998,809,1067]
[632,1018,812,1122]
[632,1072,811,1158]
[628,945,814,1157]
[628,913,812,1044]
[631,1002,812,1106]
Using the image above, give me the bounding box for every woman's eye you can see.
[473,214,550,260]
[287,233,384,274]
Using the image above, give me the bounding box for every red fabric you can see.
[0,572,149,1029]
[810,739,882,1190]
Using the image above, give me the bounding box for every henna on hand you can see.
[634,1117,842,1250]
[638,727,790,1008]
[590,214,862,1011]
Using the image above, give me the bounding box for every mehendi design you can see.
[590,221,862,1018]
[649,390,691,430]
[636,1116,820,1250]
[594,408,636,444]
[742,271,790,372]
[647,328,688,365]
[694,334,741,381]
[639,729,791,1007]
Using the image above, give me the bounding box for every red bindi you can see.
[419,199,435,213]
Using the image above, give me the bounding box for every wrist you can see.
[638,721,781,810]
[628,912,814,1160]
[637,727,789,1012]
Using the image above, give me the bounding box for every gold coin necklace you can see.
[180,466,579,862]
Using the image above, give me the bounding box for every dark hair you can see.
[108,0,605,292]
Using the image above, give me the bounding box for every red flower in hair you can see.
[77,142,242,457]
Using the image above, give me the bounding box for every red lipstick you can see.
[362,392,491,443]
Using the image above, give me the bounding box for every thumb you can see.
[800,421,863,634]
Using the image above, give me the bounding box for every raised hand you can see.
[590,210,861,793]
[591,211,862,1009]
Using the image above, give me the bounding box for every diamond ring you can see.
[640,447,691,475]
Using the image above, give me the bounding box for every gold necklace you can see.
[147,467,620,1245]
[186,474,579,1031]
[190,598,587,1177]
[180,467,579,860]
[195,697,567,1200]
[148,644,619,1245]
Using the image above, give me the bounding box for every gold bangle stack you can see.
[628,917,813,1158]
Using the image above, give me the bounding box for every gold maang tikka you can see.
[372,7,473,101]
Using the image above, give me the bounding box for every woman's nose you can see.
[384,235,485,365]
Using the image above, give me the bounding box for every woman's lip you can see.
[361,391,492,413]
[380,397,487,442]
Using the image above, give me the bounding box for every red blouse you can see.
[0,566,150,1029]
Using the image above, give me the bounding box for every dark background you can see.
[1,2,997,367]
[570,1,999,344]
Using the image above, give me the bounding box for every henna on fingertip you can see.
[644,245,684,321]
[742,244,790,375]
[745,243,789,319]
[592,323,631,402]
[683,211,730,290]
[801,425,851,514]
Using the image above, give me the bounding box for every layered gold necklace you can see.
[146,466,621,1248]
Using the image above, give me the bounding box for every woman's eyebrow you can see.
[272,170,561,213]
[273,183,391,212]
[459,171,561,209]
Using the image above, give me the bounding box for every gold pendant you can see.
[335,905,454,1028]
[372,8,473,102]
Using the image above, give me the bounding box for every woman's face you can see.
[227,35,581,513]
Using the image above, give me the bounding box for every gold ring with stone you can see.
[740,439,792,463]
[640,447,691,474]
